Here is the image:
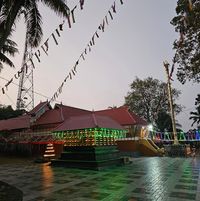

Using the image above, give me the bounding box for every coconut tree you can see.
[190,108,200,126]
[0,38,18,72]
[0,0,69,50]
[190,94,200,126]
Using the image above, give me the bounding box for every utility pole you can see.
[163,61,179,145]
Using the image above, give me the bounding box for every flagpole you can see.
[163,61,179,145]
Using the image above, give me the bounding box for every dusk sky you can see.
[0,0,199,131]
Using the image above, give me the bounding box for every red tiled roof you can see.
[129,111,147,125]
[0,104,91,131]
[33,108,63,125]
[0,104,146,132]
[34,104,91,126]
[55,104,91,119]
[54,113,124,131]
[29,101,50,115]
[0,115,30,131]
[95,106,147,126]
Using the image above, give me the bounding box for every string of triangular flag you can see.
[1,0,86,95]
[169,0,193,81]
[49,0,124,103]
[0,75,61,102]
[150,129,200,141]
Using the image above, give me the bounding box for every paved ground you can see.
[0,156,200,201]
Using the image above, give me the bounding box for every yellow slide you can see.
[138,138,164,156]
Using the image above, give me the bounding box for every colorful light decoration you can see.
[164,131,170,141]
[43,143,55,159]
[53,128,126,146]
[150,130,200,141]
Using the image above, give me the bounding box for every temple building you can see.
[96,106,147,137]
[53,113,126,146]
[51,113,126,169]
[0,102,147,157]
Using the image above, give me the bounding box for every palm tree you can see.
[0,0,69,51]
[0,38,18,72]
[190,109,200,126]
[190,94,200,126]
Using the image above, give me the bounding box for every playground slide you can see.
[139,139,164,156]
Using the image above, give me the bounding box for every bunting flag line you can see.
[72,69,76,76]
[150,129,200,142]
[29,58,35,69]
[49,0,124,103]
[0,75,60,102]
[95,31,99,38]
[88,44,91,52]
[59,23,63,31]
[44,39,49,52]
[52,33,58,45]
[100,19,105,32]
[105,15,109,25]
[80,53,85,61]
[89,40,93,46]
[38,50,41,56]
[66,14,72,28]
[80,0,85,10]
[69,72,72,79]
[14,74,19,79]
[1,0,86,95]
[35,52,41,62]
[2,0,123,99]
[108,10,113,20]
[84,48,87,55]
[5,78,13,89]
[71,6,77,23]
[64,75,69,82]
[41,45,48,55]
[56,29,61,37]
[73,63,77,72]
[111,2,116,13]
[92,35,95,45]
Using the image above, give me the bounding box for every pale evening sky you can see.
[0,0,199,131]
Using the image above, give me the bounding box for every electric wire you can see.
[0,76,61,103]
[0,84,16,105]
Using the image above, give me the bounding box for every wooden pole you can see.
[163,61,179,145]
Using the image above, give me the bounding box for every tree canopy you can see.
[171,0,200,83]
[124,77,183,126]
[155,110,182,132]
[0,105,24,120]
[190,94,200,126]
[0,38,18,72]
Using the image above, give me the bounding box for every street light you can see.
[148,124,153,132]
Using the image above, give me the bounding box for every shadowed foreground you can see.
[0,156,200,201]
